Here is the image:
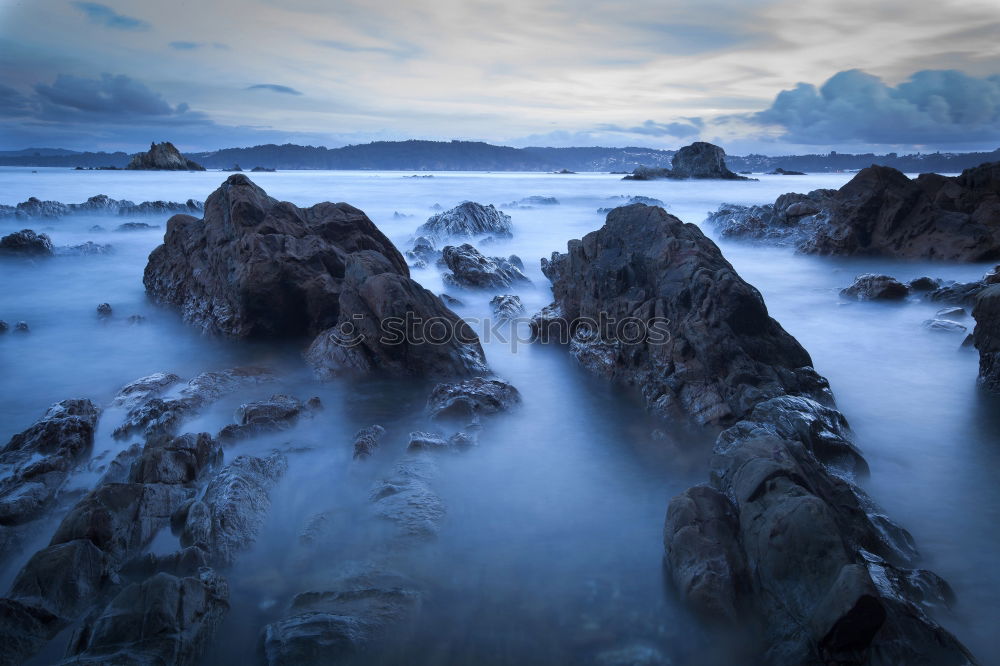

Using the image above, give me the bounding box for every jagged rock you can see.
[177,452,287,566]
[973,284,1000,392]
[541,203,830,426]
[118,199,203,216]
[305,252,488,379]
[369,456,444,539]
[663,485,746,623]
[126,141,205,171]
[713,162,1000,260]
[404,235,438,267]
[115,222,159,232]
[113,367,273,441]
[144,174,409,338]
[218,394,319,442]
[0,399,100,526]
[922,319,967,333]
[503,196,559,208]
[624,142,750,181]
[529,303,569,343]
[61,569,228,665]
[15,197,70,218]
[840,274,910,301]
[129,433,221,485]
[261,570,421,665]
[96,303,112,317]
[489,294,525,321]
[936,306,966,318]
[908,276,941,291]
[597,195,666,214]
[427,377,521,420]
[707,189,837,245]
[352,425,386,460]
[415,201,512,242]
[441,243,530,289]
[0,229,54,257]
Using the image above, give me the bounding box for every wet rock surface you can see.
[841,274,910,301]
[540,203,829,427]
[352,425,386,460]
[973,284,1000,392]
[489,294,525,321]
[305,252,488,379]
[0,229,54,257]
[144,174,408,338]
[218,394,320,442]
[710,162,1000,261]
[624,142,750,181]
[441,243,530,290]
[427,377,522,420]
[414,201,512,242]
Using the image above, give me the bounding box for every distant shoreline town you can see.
[1,139,997,174]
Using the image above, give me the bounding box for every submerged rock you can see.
[115,222,159,232]
[427,377,521,420]
[922,319,967,333]
[143,174,408,339]
[58,241,114,256]
[415,201,512,242]
[126,141,205,171]
[261,570,421,665]
[218,394,319,442]
[369,456,445,539]
[840,274,910,301]
[0,229,54,257]
[707,189,837,245]
[352,425,387,460]
[540,203,829,427]
[441,244,530,290]
[96,303,112,317]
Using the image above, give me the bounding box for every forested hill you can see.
[1,140,998,173]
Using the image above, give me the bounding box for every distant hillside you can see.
[0,139,997,174]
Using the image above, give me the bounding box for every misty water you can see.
[1,167,999,665]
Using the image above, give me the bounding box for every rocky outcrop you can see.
[540,204,829,427]
[126,142,205,171]
[113,367,274,442]
[217,394,320,442]
[490,294,525,321]
[60,569,228,665]
[261,570,421,665]
[414,201,512,242]
[144,174,408,338]
[441,244,530,289]
[0,400,100,527]
[841,274,910,301]
[624,142,750,181]
[711,162,1000,261]
[0,195,203,220]
[426,377,521,420]
[352,425,387,459]
[305,251,488,379]
[973,284,1000,392]
[0,229,54,257]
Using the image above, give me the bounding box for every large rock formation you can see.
[624,142,750,181]
[126,142,205,171]
[540,204,829,426]
[0,229,54,257]
[973,284,1000,392]
[536,203,975,664]
[441,244,530,290]
[710,162,1000,261]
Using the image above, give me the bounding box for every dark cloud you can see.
[0,84,37,117]
[246,84,303,95]
[598,119,702,138]
[70,2,149,31]
[33,73,193,119]
[747,69,1000,145]
[169,41,200,50]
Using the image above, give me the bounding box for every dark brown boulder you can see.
[143,175,408,338]
[541,203,829,426]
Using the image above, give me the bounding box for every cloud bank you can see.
[71,2,149,31]
[246,84,303,96]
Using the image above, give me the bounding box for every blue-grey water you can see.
[1,168,998,665]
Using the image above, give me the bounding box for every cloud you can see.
[70,2,149,31]
[33,73,193,119]
[246,84,303,95]
[316,39,419,59]
[746,69,1000,145]
[168,41,230,50]
[597,119,703,138]
[0,84,36,117]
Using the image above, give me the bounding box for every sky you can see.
[1,0,1000,154]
